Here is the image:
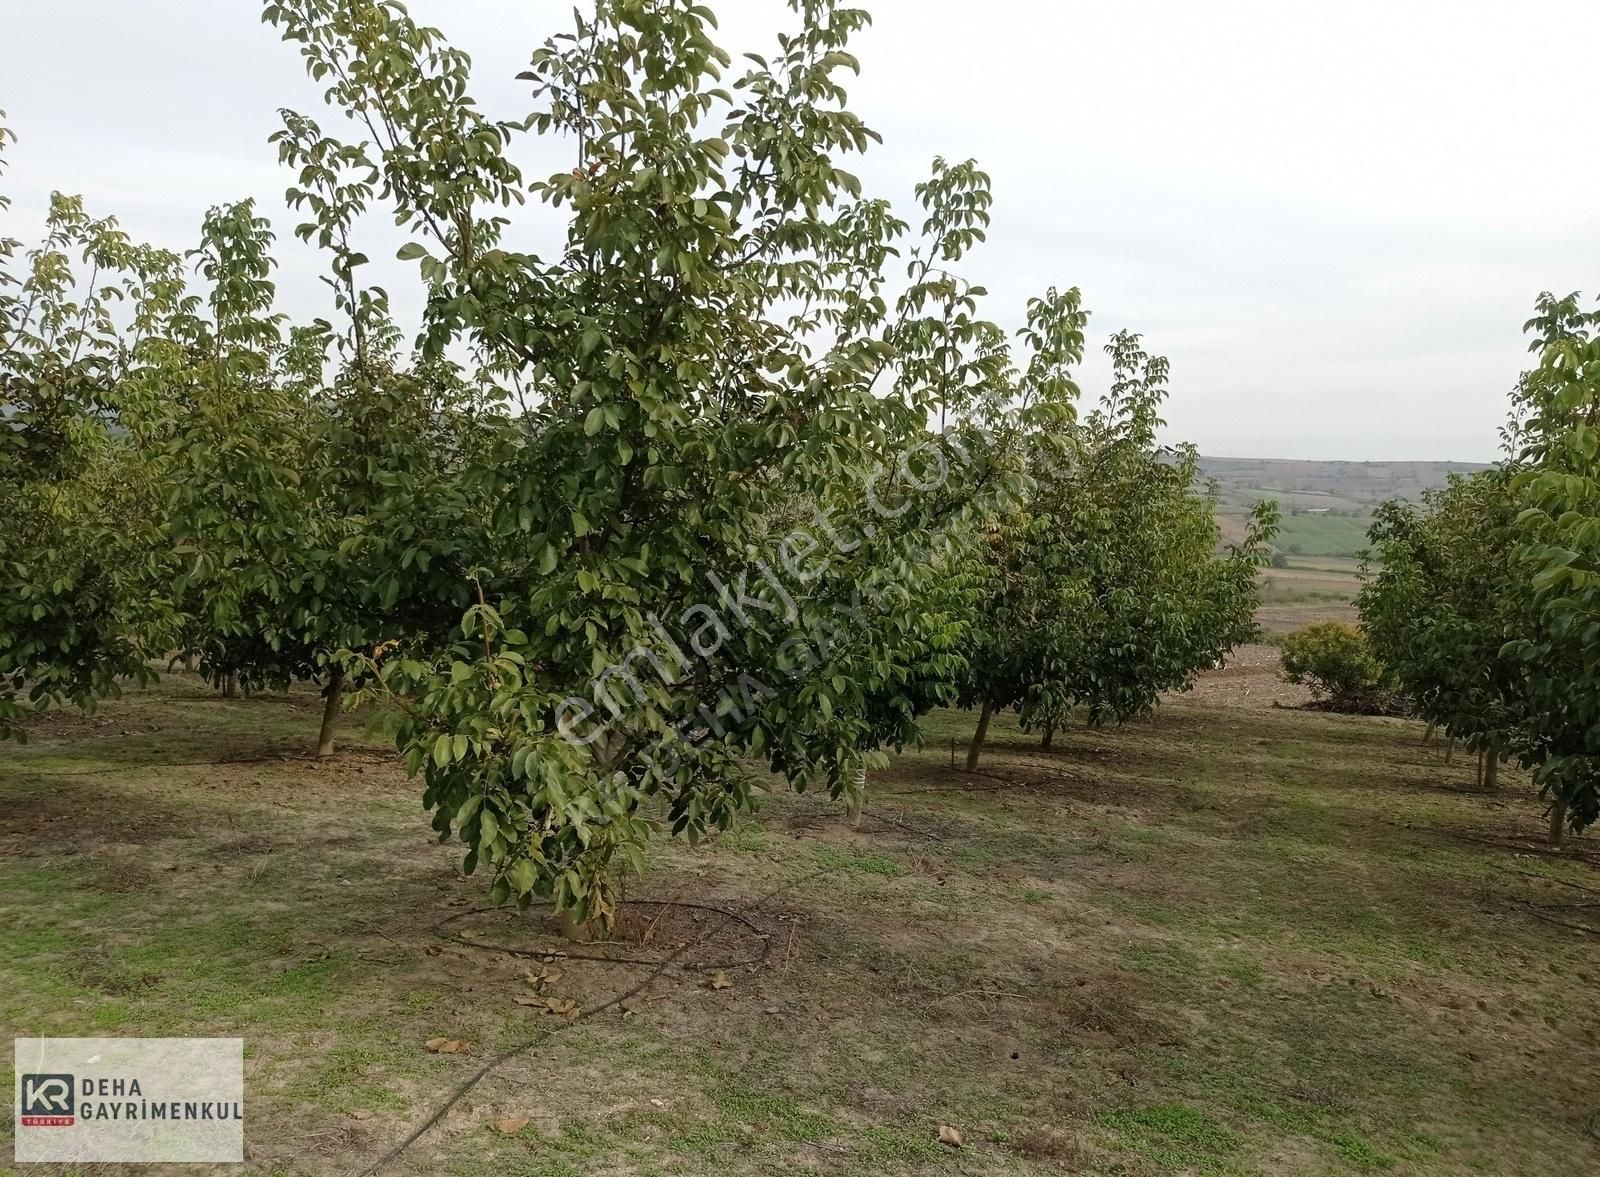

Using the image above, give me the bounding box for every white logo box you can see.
[15,1038,244,1164]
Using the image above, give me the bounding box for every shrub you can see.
[1279,622,1393,711]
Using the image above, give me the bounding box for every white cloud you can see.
[7,0,1596,460]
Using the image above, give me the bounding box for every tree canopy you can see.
[0,1,1280,925]
[961,330,1276,768]
[1359,291,1600,841]
[1505,291,1600,840]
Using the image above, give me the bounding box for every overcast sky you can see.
[7,0,1598,461]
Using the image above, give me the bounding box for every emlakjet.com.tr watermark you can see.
[14,1038,243,1164]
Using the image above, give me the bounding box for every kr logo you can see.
[20,1074,75,1127]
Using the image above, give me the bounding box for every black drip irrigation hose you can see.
[19,753,315,776]
[434,898,773,971]
[348,868,828,1177]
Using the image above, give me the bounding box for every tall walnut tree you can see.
[0,123,179,739]
[263,0,1077,924]
[961,330,1276,769]
[1507,291,1600,841]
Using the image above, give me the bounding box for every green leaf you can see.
[508,859,536,895]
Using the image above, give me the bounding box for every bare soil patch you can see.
[1182,642,1311,708]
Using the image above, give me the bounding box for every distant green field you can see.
[1202,455,1484,560]
[1219,507,1373,558]
[1270,513,1372,558]
[1215,510,1371,559]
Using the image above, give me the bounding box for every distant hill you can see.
[1198,456,1490,511]
[1199,456,1491,558]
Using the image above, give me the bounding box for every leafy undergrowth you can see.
[2,676,1598,1175]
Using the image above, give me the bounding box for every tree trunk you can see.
[1040,722,1054,751]
[1550,799,1568,847]
[966,701,994,773]
[558,908,597,943]
[1421,722,1436,746]
[317,668,346,759]
[1483,751,1498,790]
[1475,749,1484,789]
[184,652,197,673]
[847,764,867,830]
[222,671,239,699]
[1444,737,1455,765]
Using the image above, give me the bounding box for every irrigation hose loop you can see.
[349,867,829,1177]
[433,898,773,970]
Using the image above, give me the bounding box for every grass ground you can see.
[1258,566,1361,607]
[4,674,1598,1176]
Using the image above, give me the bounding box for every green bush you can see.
[1279,622,1392,710]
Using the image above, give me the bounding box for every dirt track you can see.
[1184,642,1312,708]
[1254,602,1359,635]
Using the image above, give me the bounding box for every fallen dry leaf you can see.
[424,1037,471,1054]
[347,1110,373,1121]
[490,1116,531,1135]
[512,994,544,1007]
[708,970,734,991]
[938,1124,963,1149]
[521,965,563,988]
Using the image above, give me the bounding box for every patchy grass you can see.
[2,674,1599,1175]
[1100,1104,1242,1174]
